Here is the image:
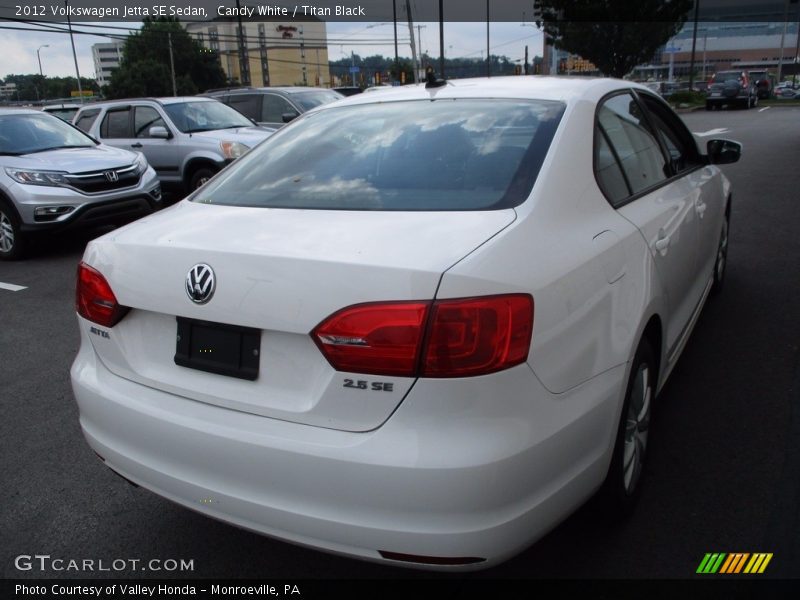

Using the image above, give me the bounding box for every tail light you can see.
[312,294,533,378]
[76,262,129,327]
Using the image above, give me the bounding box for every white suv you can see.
[73,97,274,193]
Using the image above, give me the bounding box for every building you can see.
[92,42,125,87]
[0,81,17,100]
[185,17,331,88]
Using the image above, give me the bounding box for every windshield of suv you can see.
[290,90,344,111]
[0,112,96,155]
[192,98,565,211]
[163,100,253,133]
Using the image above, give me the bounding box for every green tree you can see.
[536,0,692,78]
[106,17,225,98]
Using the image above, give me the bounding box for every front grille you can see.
[65,164,141,194]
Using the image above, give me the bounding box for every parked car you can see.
[0,108,160,260]
[72,97,274,193]
[203,87,343,129]
[71,77,739,569]
[706,70,758,109]
[774,82,800,99]
[748,70,775,99]
[42,102,82,122]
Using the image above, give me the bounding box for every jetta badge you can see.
[186,264,216,304]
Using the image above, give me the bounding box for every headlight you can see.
[220,141,250,160]
[134,152,149,174]
[4,167,68,187]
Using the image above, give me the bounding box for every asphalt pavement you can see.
[1,105,799,584]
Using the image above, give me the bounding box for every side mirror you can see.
[281,111,299,123]
[706,138,741,165]
[149,126,171,139]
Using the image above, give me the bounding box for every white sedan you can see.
[71,76,740,569]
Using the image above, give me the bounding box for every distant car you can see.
[0,108,160,260]
[42,103,81,122]
[775,84,800,99]
[332,86,363,97]
[71,76,741,569]
[706,70,758,109]
[748,70,775,99]
[72,97,274,193]
[203,87,343,129]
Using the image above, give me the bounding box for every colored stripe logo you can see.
[697,553,773,574]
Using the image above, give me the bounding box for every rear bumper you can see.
[71,322,626,570]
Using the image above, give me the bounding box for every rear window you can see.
[192,98,565,211]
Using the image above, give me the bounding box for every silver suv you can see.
[0,108,160,260]
[73,97,274,193]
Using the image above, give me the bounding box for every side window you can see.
[262,94,295,124]
[596,93,667,197]
[74,109,100,133]
[99,109,131,138]
[595,128,630,206]
[227,94,261,122]
[133,106,167,138]
[638,93,700,173]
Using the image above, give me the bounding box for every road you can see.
[1,106,799,583]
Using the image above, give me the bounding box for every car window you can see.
[227,94,261,122]
[637,93,700,174]
[193,98,565,211]
[290,90,343,111]
[596,93,667,196]
[262,94,296,123]
[133,106,167,138]
[594,128,631,206]
[0,113,95,155]
[100,108,132,138]
[74,109,101,133]
[163,101,252,133]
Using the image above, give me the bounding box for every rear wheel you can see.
[188,167,217,193]
[711,207,730,295]
[599,340,656,515]
[0,199,25,261]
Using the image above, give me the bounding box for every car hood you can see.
[6,144,138,173]
[190,126,275,147]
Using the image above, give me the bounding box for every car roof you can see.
[222,86,337,95]
[75,96,218,110]
[312,76,650,110]
[0,107,48,116]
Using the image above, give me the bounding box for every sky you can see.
[0,20,545,82]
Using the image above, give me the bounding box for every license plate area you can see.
[174,317,260,381]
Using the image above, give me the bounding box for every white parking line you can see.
[693,128,730,137]
[0,281,27,292]
[759,106,770,112]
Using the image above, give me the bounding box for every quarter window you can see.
[74,109,100,133]
[262,94,295,124]
[227,94,261,122]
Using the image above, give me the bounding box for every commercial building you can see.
[92,42,125,87]
[185,17,331,88]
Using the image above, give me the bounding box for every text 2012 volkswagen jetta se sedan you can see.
[71,77,739,569]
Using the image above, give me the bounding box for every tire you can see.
[599,340,656,516]
[752,94,758,108]
[188,167,217,193]
[711,207,730,296]
[0,199,26,261]
[705,102,713,111]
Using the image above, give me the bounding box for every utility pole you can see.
[688,0,700,90]
[405,0,419,83]
[524,45,529,74]
[235,0,250,85]
[486,0,490,77]
[36,45,49,77]
[392,0,399,81]
[778,0,791,83]
[65,1,84,103]
[168,32,177,96]
[438,0,445,78]
[417,24,427,60]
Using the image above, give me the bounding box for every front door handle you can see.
[655,229,670,253]
[696,201,707,217]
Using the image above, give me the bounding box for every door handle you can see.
[696,201,707,217]
[131,143,143,148]
[655,229,670,253]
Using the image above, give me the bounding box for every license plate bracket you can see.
[174,317,260,381]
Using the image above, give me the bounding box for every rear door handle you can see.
[131,143,143,148]
[696,201,707,217]
[655,229,670,253]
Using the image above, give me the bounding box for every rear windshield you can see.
[192,98,565,211]
[714,71,743,82]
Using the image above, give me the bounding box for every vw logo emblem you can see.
[104,170,119,182]
[186,264,216,304]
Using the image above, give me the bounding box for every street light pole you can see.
[37,45,49,77]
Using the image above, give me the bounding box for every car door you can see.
[130,105,181,183]
[260,93,298,128]
[595,91,703,355]
[635,91,726,294]
[226,93,262,124]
